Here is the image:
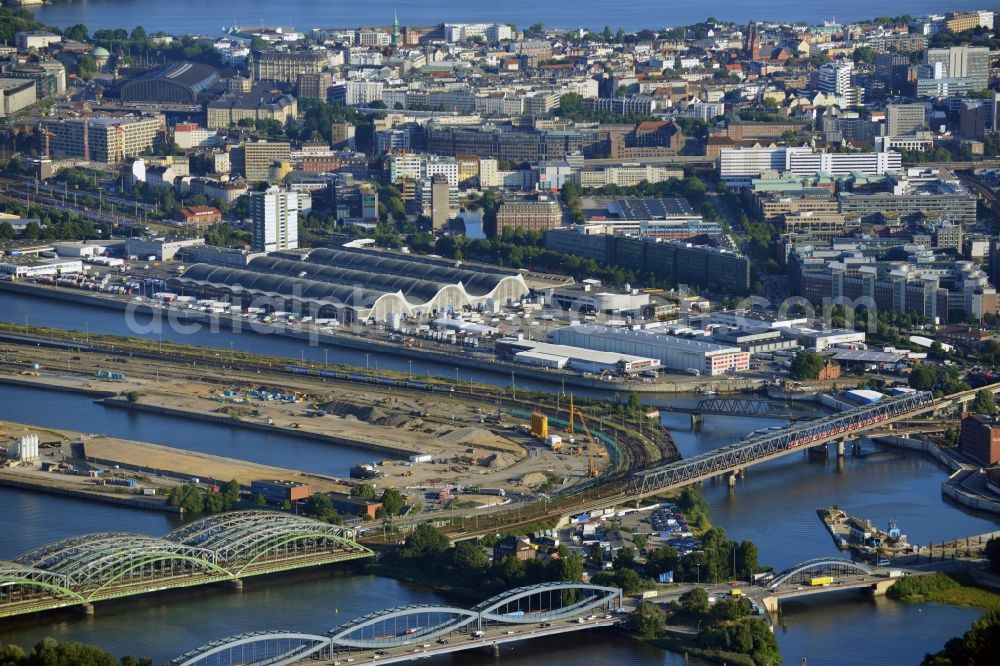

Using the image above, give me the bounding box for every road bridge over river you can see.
[166,582,624,666]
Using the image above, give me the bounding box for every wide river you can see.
[27,0,984,34]
[0,294,996,664]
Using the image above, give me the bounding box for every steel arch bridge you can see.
[0,511,372,618]
[768,558,874,589]
[166,582,623,666]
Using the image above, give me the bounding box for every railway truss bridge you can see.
[167,582,624,666]
[629,390,941,497]
[0,511,372,618]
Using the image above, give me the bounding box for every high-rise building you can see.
[875,53,912,93]
[495,195,564,234]
[430,174,450,230]
[818,61,854,96]
[251,186,299,252]
[886,104,925,137]
[925,46,990,91]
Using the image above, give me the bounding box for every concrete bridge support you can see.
[837,438,846,457]
[78,602,94,616]
[690,414,703,428]
[727,469,743,487]
[224,579,243,591]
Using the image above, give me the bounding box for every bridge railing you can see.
[629,391,934,494]
[165,583,623,666]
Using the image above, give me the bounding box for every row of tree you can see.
[0,637,149,666]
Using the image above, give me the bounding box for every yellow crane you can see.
[568,394,599,478]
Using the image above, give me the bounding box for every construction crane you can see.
[577,409,600,478]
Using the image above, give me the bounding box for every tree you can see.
[76,55,98,80]
[400,523,449,562]
[736,540,759,580]
[699,618,782,666]
[379,488,405,517]
[909,364,940,391]
[679,587,709,615]
[970,390,998,415]
[168,484,204,513]
[645,546,679,577]
[129,26,146,41]
[351,483,377,499]
[63,24,89,42]
[629,601,665,638]
[613,546,636,570]
[710,595,753,622]
[221,479,241,509]
[0,222,13,240]
[986,537,1000,573]
[304,493,334,520]
[789,351,825,380]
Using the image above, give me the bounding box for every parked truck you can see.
[809,576,833,587]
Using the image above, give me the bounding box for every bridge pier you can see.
[78,602,94,616]
[837,439,846,457]
[492,643,501,657]
[690,413,703,428]
[224,579,243,591]
[727,469,743,487]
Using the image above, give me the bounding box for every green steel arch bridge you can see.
[0,511,372,618]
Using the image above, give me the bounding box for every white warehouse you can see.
[546,324,750,376]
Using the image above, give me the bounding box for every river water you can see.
[0,296,996,664]
[26,0,982,34]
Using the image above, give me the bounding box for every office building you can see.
[297,71,333,100]
[206,84,297,129]
[237,141,292,183]
[959,101,990,138]
[495,195,564,234]
[874,53,912,93]
[545,229,752,294]
[330,121,356,150]
[250,480,311,504]
[925,46,990,91]
[254,50,328,83]
[0,78,36,117]
[886,104,925,137]
[331,179,379,226]
[430,174,450,230]
[44,116,161,164]
[818,61,854,96]
[251,186,299,252]
[837,169,977,226]
[959,415,1000,466]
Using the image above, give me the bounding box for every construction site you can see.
[0,325,677,521]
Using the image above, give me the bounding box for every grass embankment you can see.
[888,572,1000,611]
[650,637,755,666]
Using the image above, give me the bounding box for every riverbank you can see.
[0,470,181,513]
[0,279,751,394]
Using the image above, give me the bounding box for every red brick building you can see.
[175,205,221,227]
[958,414,1000,466]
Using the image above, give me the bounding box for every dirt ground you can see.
[0,343,605,496]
